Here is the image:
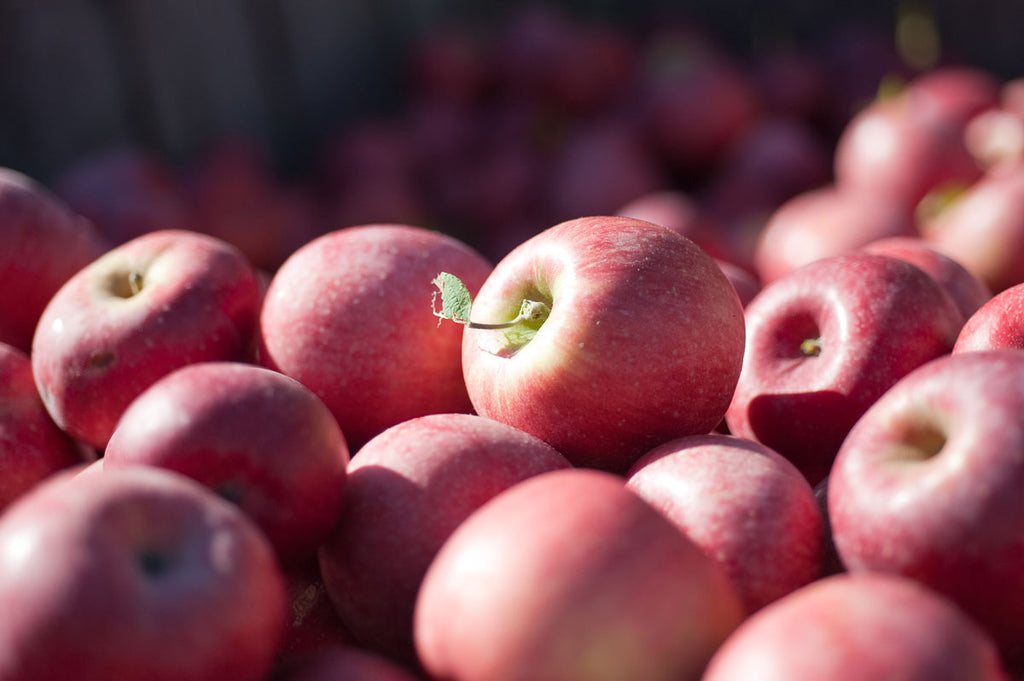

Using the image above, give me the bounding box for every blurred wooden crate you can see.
[0,0,1020,183]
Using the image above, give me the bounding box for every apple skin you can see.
[0,342,90,511]
[725,253,964,485]
[0,465,288,681]
[861,235,993,321]
[829,350,1024,661]
[953,282,1024,353]
[0,168,109,352]
[278,558,357,658]
[413,467,745,681]
[923,161,1024,293]
[702,572,1009,681]
[753,184,917,285]
[317,412,570,666]
[258,224,492,451]
[103,361,350,566]
[30,229,263,450]
[274,645,425,681]
[462,215,746,473]
[626,433,824,614]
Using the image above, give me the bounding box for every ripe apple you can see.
[0,465,288,681]
[258,224,492,450]
[274,645,424,681]
[460,215,746,472]
[414,467,745,681]
[829,349,1024,660]
[953,282,1024,353]
[0,168,109,352]
[702,572,1009,681]
[725,252,963,485]
[0,342,89,511]
[923,161,1024,293]
[753,184,917,285]
[626,433,824,614]
[31,229,263,450]
[861,235,993,320]
[317,412,570,666]
[103,361,350,566]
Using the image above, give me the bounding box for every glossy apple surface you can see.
[461,215,745,472]
[31,229,263,450]
[953,282,1024,353]
[103,361,350,566]
[414,468,745,681]
[259,224,492,451]
[725,253,963,484]
[0,466,288,681]
[830,350,1024,661]
[318,412,570,665]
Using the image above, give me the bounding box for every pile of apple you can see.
[7,7,1024,681]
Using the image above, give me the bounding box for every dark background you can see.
[0,0,1020,183]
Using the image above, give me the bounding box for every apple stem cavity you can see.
[800,337,823,357]
[432,271,551,332]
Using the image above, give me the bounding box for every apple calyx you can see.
[431,271,551,339]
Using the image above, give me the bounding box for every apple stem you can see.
[800,337,823,357]
[128,271,143,296]
[467,300,551,329]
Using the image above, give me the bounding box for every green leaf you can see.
[431,271,473,325]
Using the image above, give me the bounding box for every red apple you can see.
[0,466,288,681]
[829,350,1024,661]
[753,184,917,285]
[414,468,745,681]
[103,361,350,565]
[259,224,492,450]
[31,229,263,450]
[274,645,424,681]
[0,168,109,352]
[626,433,823,614]
[953,282,1024,353]
[460,215,746,472]
[861,235,993,320]
[725,252,963,485]
[0,342,89,512]
[702,572,1009,681]
[923,161,1024,293]
[317,412,570,666]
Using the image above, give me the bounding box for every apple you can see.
[626,433,824,614]
[0,341,90,512]
[460,215,746,472]
[413,467,745,681]
[30,228,263,450]
[0,465,288,681]
[953,282,1024,353]
[278,558,356,658]
[258,224,492,450]
[829,349,1024,661]
[702,572,1009,681]
[753,184,917,285]
[103,361,350,566]
[861,235,993,320]
[725,252,964,485]
[274,645,424,681]
[0,167,109,352]
[923,161,1024,293]
[317,412,570,666]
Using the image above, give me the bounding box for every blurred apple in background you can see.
[0,342,89,512]
[626,433,824,614]
[103,361,350,566]
[258,223,492,451]
[460,215,745,473]
[31,229,263,450]
[0,168,109,353]
[702,573,1009,681]
[830,350,1024,662]
[726,253,964,485]
[0,466,288,681]
[318,412,570,666]
[414,468,745,681]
